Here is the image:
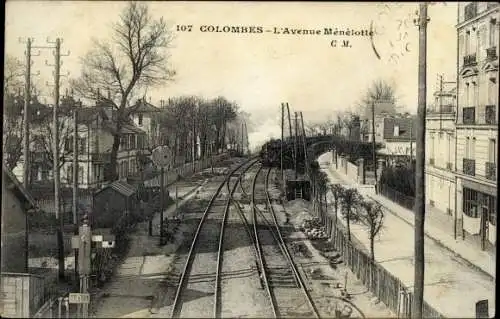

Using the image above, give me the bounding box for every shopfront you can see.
[462,179,497,249]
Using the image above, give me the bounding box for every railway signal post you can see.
[152,145,173,245]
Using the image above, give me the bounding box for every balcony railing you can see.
[486,47,498,61]
[463,54,477,66]
[463,158,476,176]
[485,105,497,124]
[429,158,435,165]
[464,2,478,21]
[428,105,456,114]
[446,162,453,170]
[486,162,496,181]
[91,153,111,163]
[463,107,476,124]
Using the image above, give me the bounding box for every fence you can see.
[378,183,415,211]
[312,183,443,318]
[0,272,55,318]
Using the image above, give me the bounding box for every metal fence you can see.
[378,183,415,211]
[314,203,443,318]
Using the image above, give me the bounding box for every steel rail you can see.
[264,167,321,319]
[214,159,260,318]
[170,157,258,318]
[251,165,278,318]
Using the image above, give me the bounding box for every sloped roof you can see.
[383,117,417,140]
[96,180,137,198]
[131,99,160,113]
[361,101,396,120]
[2,165,37,209]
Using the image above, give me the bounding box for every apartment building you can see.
[456,2,498,250]
[425,81,457,218]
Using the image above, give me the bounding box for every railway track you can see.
[247,167,320,318]
[170,157,259,318]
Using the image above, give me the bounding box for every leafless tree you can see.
[359,199,384,261]
[339,187,362,241]
[3,94,25,170]
[4,55,24,94]
[71,1,175,181]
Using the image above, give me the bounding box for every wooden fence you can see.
[33,154,229,215]
[0,272,52,318]
[316,205,443,318]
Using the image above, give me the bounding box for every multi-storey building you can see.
[425,81,457,219]
[20,95,148,190]
[456,2,498,250]
[130,98,161,149]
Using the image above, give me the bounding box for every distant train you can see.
[259,139,306,171]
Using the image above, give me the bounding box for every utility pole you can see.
[281,103,284,187]
[294,112,298,179]
[286,103,295,166]
[73,98,81,281]
[23,38,32,190]
[53,38,64,280]
[300,112,309,177]
[372,100,378,194]
[413,4,429,318]
[160,167,165,245]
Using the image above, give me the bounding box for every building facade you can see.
[425,81,457,218]
[456,2,498,250]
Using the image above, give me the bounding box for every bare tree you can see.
[4,55,24,94]
[359,200,384,261]
[330,184,344,244]
[3,93,25,170]
[71,1,175,181]
[339,187,362,241]
[359,79,398,110]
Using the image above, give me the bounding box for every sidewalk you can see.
[319,153,495,279]
[91,181,206,318]
[317,153,495,318]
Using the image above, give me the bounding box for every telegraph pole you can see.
[281,103,284,186]
[294,112,298,179]
[160,167,165,245]
[54,38,64,280]
[46,37,70,280]
[23,38,32,189]
[300,112,309,177]
[372,100,378,194]
[286,103,295,166]
[241,121,244,155]
[413,4,429,318]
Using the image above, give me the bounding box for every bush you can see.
[379,164,415,197]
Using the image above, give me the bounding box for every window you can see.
[489,139,496,163]
[465,82,470,107]
[490,19,498,47]
[463,187,479,218]
[79,166,84,183]
[138,113,143,126]
[488,195,497,226]
[67,165,73,184]
[488,77,497,105]
[79,137,86,154]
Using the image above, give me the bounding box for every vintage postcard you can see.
[2,1,497,318]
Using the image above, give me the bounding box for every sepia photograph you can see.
[1,1,497,318]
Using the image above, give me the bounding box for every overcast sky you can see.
[5,1,457,150]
